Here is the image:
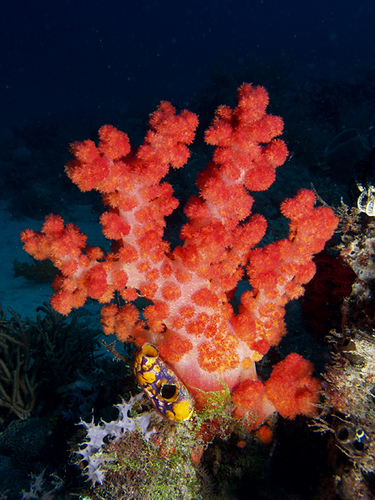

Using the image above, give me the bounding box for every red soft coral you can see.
[265,353,321,419]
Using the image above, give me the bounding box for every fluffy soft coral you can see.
[265,353,321,419]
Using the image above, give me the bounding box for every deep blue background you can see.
[1,0,374,136]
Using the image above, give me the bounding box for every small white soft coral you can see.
[76,394,156,486]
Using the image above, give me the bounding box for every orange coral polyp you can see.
[265,353,321,419]
[115,304,140,341]
[280,189,316,220]
[139,282,158,298]
[263,139,289,167]
[100,211,130,239]
[85,265,111,300]
[186,315,209,336]
[179,305,196,319]
[144,302,169,323]
[61,260,79,277]
[245,116,281,144]
[51,288,87,316]
[157,335,193,364]
[161,282,181,301]
[100,303,119,335]
[117,244,138,263]
[204,120,233,145]
[86,246,104,260]
[232,379,266,419]
[198,333,239,373]
[192,288,220,308]
[244,163,276,191]
[98,124,131,160]
[111,268,128,290]
[41,214,65,237]
[236,83,269,122]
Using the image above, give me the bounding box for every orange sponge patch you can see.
[256,424,273,444]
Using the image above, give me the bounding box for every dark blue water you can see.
[1,0,374,134]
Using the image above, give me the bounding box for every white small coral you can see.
[76,394,155,486]
[22,469,63,499]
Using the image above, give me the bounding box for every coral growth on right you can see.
[312,201,375,499]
